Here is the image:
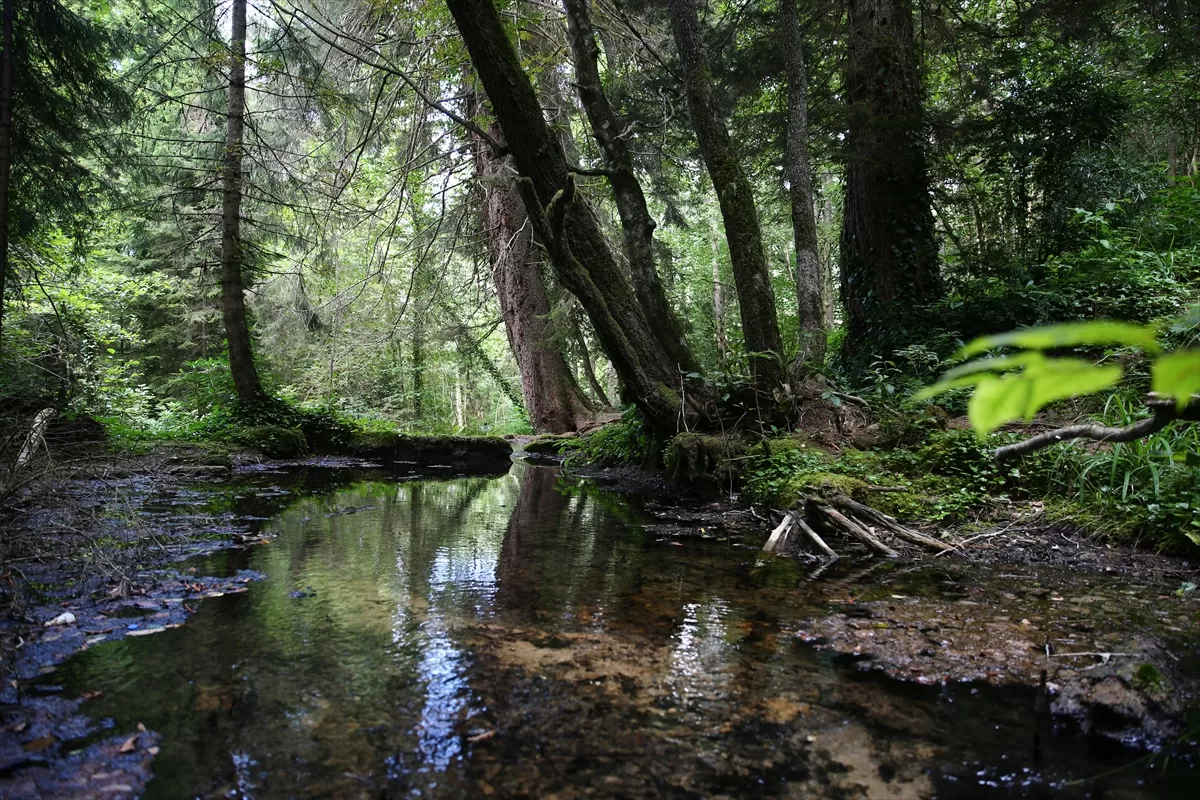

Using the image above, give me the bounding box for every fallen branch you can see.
[762,512,795,554]
[794,515,838,559]
[995,397,1200,461]
[833,497,954,552]
[817,504,900,558]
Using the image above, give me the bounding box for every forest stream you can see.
[2,460,1196,799]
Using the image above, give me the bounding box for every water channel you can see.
[38,462,1197,798]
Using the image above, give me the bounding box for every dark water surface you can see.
[43,463,1196,798]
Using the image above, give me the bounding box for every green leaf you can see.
[966,359,1124,435]
[957,320,1161,360]
[915,374,993,401]
[968,376,1029,435]
[940,352,1047,381]
[1151,349,1200,409]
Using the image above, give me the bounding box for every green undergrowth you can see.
[105,397,402,458]
[558,409,655,467]
[742,412,1200,553]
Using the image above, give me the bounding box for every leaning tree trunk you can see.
[0,0,14,349]
[665,0,785,392]
[780,0,826,373]
[475,118,595,433]
[220,0,265,405]
[447,0,713,433]
[840,0,941,364]
[562,0,698,375]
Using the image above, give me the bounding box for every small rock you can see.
[45,611,76,627]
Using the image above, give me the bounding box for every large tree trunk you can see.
[220,0,265,405]
[840,0,941,364]
[665,0,785,392]
[780,0,826,372]
[447,0,713,433]
[0,0,14,348]
[562,0,698,375]
[475,119,595,433]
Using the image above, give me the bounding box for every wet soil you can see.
[0,457,1196,798]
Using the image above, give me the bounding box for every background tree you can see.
[839,0,941,364]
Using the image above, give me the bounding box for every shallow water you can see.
[43,463,1196,798]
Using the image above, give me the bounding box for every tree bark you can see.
[447,0,713,433]
[562,0,698,374]
[780,0,825,372]
[0,0,14,348]
[709,216,727,365]
[475,119,595,433]
[665,0,785,391]
[570,309,612,408]
[840,0,941,364]
[220,0,265,405]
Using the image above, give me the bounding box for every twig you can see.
[995,397,1200,461]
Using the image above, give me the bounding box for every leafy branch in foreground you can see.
[919,314,1200,460]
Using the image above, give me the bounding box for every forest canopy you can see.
[0,0,1196,443]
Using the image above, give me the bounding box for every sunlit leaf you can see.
[940,352,1046,381]
[957,320,1161,359]
[968,375,1028,435]
[1151,349,1200,409]
[966,359,1123,435]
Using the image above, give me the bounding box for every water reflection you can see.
[38,463,1195,799]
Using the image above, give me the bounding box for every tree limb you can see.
[994,398,1200,461]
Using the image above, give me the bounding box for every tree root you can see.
[763,491,951,559]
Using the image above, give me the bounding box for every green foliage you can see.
[560,410,653,467]
[1056,395,1200,551]
[742,444,828,506]
[921,315,1198,435]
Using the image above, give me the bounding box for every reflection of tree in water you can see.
[495,464,649,626]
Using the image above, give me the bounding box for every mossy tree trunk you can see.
[840,0,942,365]
[666,0,785,393]
[447,0,714,433]
[563,0,698,375]
[474,116,595,433]
[220,0,265,406]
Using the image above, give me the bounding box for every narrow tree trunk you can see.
[0,0,14,348]
[665,0,785,391]
[411,325,424,421]
[475,119,595,433]
[447,0,713,432]
[780,0,826,372]
[562,0,698,374]
[840,0,941,364]
[571,311,612,408]
[709,217,727,366]
[220,0,265,405]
